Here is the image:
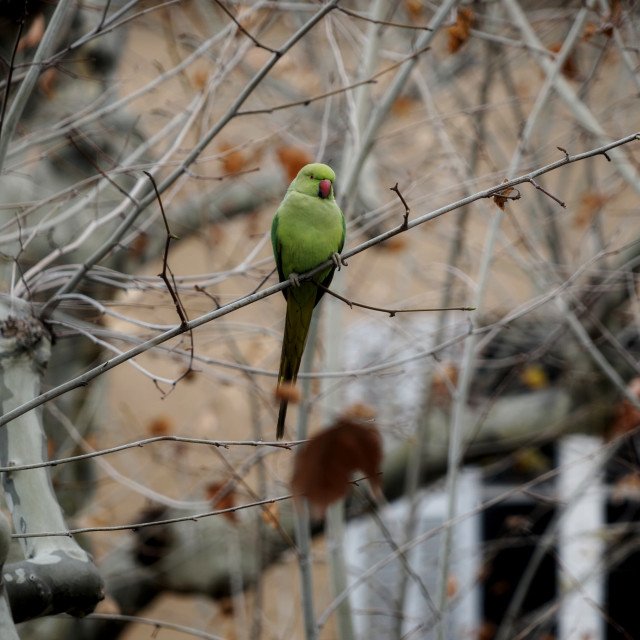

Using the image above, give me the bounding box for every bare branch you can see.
[0,435,301,473]
[336,5,431,31]
[13,494,294,538]
[2,132,636,428]
[390,181,410,228]
[316,281,474,316]
[213,0,278,53]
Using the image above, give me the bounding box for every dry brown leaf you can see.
[219,595,235,616]
[582,22,599,40]
[208,224,226,246]
[602,0,622,37]
[432,362,458,401]
[404,0,423,23]
[548,42,580,80]
[493,179,515,210]
[274,381,300,405]
[39,68,58,100]
[478,621,497,640]
[84,433,99,450]
[94,595,121,615]
[206,482,237,522]
[584,1,621,39]
[607,377,640,440]
[18,13,45,52]
[382,236,408,253]
[446,8,473,54]
[291,417,383,517]
[611,474,640,503]
[128,231,149,260]
[147,416,174,436]
[218,143,246,174]
[447,575,458,598]
[276,146,313,181]
[574,190,608,227]
[261,501,281,530]
[342,403,376,421]
[391,95,416,116]
[191,68,209,91]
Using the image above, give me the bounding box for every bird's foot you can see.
[331,252,347,269]
[288,272,301,287]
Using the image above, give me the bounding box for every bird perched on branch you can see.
[271,163,346,439]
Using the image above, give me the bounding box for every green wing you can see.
[270,209,288,299]
[313,209,345,306]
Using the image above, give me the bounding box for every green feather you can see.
[271,163,346,439]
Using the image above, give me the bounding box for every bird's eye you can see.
[309,174,314,180]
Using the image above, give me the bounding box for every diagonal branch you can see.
[0,132,638,428]
[213,0,278,53]
[38,0,341,318]
[0,0,75,169]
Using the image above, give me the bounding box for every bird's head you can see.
[291,163,335,200]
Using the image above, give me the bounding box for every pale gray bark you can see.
[0,298,104,624]
[0,512,18,639]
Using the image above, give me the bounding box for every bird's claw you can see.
[288,272,301,287]
[331,252,345,270]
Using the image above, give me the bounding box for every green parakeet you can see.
[271,163,346,439]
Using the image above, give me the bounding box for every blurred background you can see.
[1,1,640,638]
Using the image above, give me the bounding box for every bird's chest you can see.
[278,203,340,274]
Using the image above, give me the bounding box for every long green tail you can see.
[276,290,316,439]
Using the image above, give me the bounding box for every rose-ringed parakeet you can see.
[271,163,346,439]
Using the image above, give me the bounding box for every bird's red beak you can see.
[318,179,331,199]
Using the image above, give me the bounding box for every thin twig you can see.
[236,44,430,117]
[144,172,188,328]
[390,182,410,228]
[184,166,260,181]
[355,489,440,621]
[144,171,195,393]
[213,0,278,54]
[238,76,377,116]
[337,5,431,30]
[0,435,300,473]
[526,178,566,208]
[316,281,473,316]
[96,0,113,32]
[68,130,139,205]
[11,494,295,538]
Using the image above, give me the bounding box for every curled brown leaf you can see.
[277,146,314,181]
[446,8,473,54]
[291,417,383,517]
[493,179,516,210]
